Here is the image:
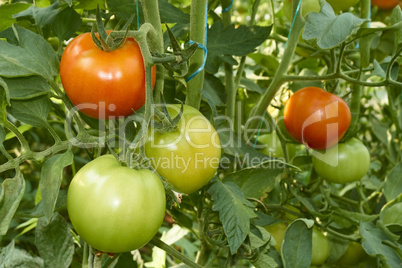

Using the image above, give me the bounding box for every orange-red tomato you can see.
[283,87,351,150]
[60,33,156,119]
[372,0,400,9]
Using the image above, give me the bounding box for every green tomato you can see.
[335,241,366,267]
[312,138,370,184]
[283,0,321,20]
[257,132,296,160]
[67,155,166,253]
[311,228,330,265]
[265,223,288,253]
[145,104,221,194]
[326,0,361,12]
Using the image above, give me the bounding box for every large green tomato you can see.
[311,228,330,265]
[326,0,361,12]
[257,132,296,160]
[335,241,366,267]
[283,0,321,20]
[265,223,288,253]
[312,138,370,183]
[67,155,166,253]
[145,104,221,194]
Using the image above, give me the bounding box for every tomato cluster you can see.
[60,33,156,119]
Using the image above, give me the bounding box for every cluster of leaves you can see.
[0,0,401,267]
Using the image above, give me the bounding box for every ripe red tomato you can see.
[283,87,351,150]
[145,104,221,194]
[60,32,156,119]
[372,0,400,9]
[67,155,166,253]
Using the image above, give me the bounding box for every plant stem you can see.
[186,0,208,109]
[249,5,306,130]
[82,242,89,268]
[150,237,202,268]
[140,0,164,103]
[4,120,31,153]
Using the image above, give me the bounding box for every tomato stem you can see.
[185,0,208,109]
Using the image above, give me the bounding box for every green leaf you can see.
[0,76,10,106]
[281,219,314,268]
[107,0,140,21]
[391,7,402,47]
[239,78,264,94]
[206,21,272,73]
[248,53,280,76]
[360,222,402,268]
[52,7,82,42]
[223,164,282,199]
[7,95,51,128]
[384,163,402,202]
[40,152,74,222]
[0,241,44,268]
[0,125,5,144]
[35,213,74,268]
[3,76,50,100]
[202,73,226,106]
[303,2,365,49]
[159,0,190,24]
[0,24,59,80]
[0,175,25,236]
[13,1,60,29]
[76,0,106,10]
[0,3,31,32]
[208,178,257,254]
[333,208,379,223]
[17,190,67,218]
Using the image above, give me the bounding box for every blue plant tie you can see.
[222,0,234,13]
[185,2,209,82]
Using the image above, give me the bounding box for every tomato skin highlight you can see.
[60,33,156,119]
[67,155,166,253]
[283,87,351,150]
[145,105,221,194]
[312,138,370,184]
[371,0,400,10]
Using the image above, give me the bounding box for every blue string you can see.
[222,0,234,13]
[185,2,209,82]
[136,0,140,30]
[253,110,268,148]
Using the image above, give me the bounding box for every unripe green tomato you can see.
[283,0,321,20]
[335,241,366,267]
[326,0,361,12]
[265,223,288,253]
[311,228,330,265]
[257,132,296,160]
[312,138,370,184]
[67,155,166,253]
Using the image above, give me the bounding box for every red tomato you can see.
[283,87,351,150]
[60,32,156,119]
[372,0,400,9]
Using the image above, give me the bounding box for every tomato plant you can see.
[67,155,166,253]
[283,87,352,150]
[326,0,361,12]
[312,138,370,184]
[145,104,221,194]
[60,32,156,119]
[265,223,287,252]
[372,0,400,10]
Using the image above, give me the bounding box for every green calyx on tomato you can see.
[145,104,221,194]
[67,155,166,253]
[326,0,361,12]
[283,0,321,20]
[60,32,156,119]
[311,227,330,265]
[283,87,351,150]
[312,138,370,184]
